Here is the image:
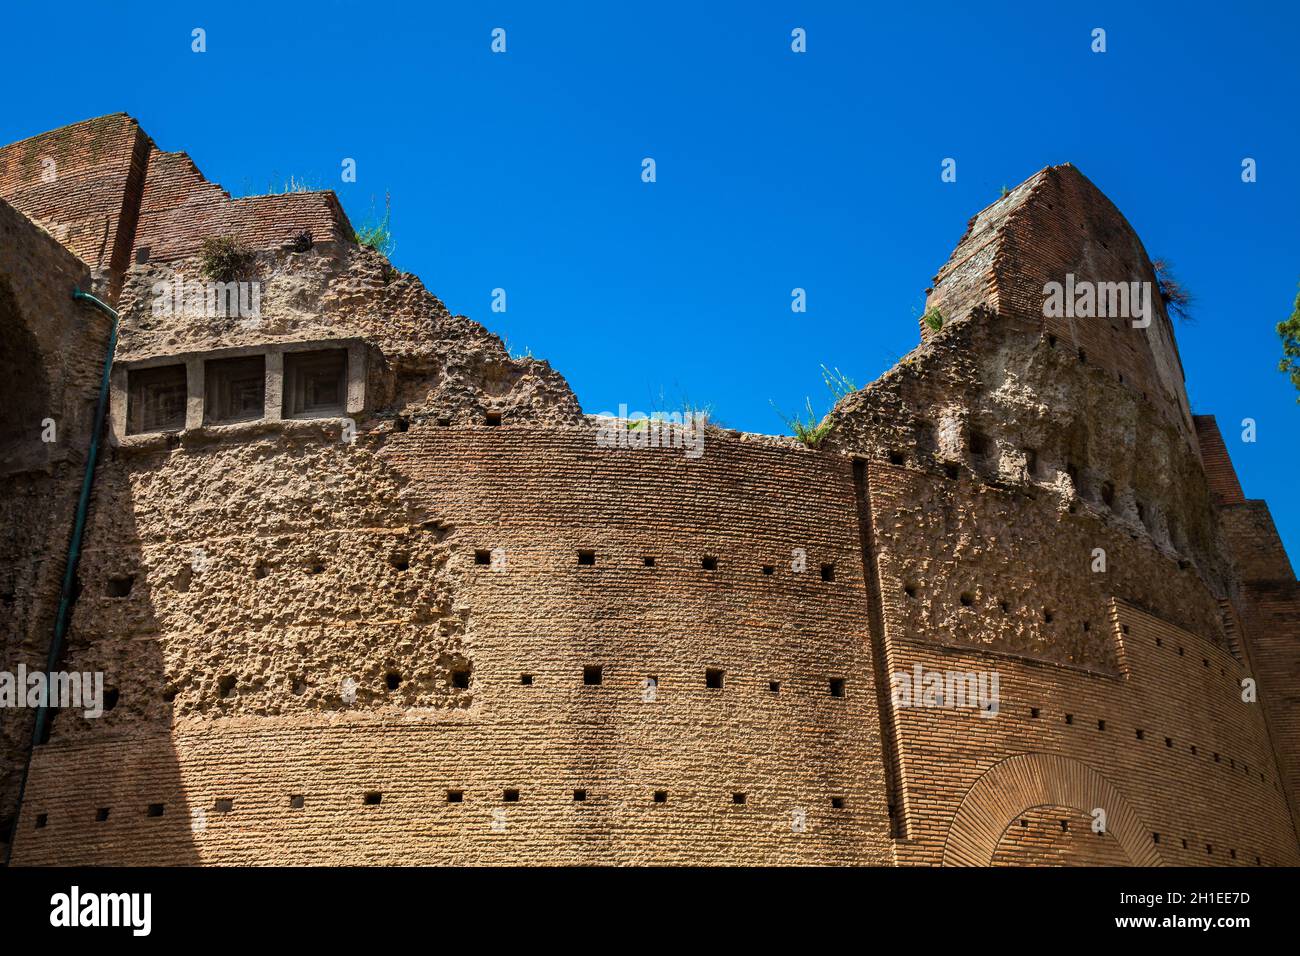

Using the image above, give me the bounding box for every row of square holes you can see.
[134,664,850,704]
[379,668,846,695]
[895,405,1182,553]
[1150,830,1260,864]
[25,793,1269,866]
[104,553,840,594]
[1014,817,1263,866]
[573,666,845,696]
[476,550,838,581]
[105,550,841,595]
[902,582,1090,630]
[34,791,851,827]
[1026,705,1271,788]
[903,593,1229,663]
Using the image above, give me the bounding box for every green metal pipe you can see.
[3,288,118,865]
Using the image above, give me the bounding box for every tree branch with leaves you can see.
[1278,282,1300,404]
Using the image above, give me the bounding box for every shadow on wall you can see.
[0,272,197,864]
[11,453,202,865]
[0,275,56,845]
[0,280,52,471]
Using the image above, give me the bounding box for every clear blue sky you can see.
[3,1,1297,564]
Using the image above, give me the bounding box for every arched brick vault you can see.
[942,753,1164,866]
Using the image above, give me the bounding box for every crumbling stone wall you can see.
[826,317,1231,670]
[865,462,1297,865]
[12,429,893,865]
[113,242,581,428]
[0,197,108,846]
[2,119,1297,866]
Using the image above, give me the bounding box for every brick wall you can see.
[132,146,352,264]
[0,114,353,302]
[863,460,1296,866]
[1194,416,1246,505]
[0,197,107,846]
[0,114,147,296]
[10,428,895,865]
[4,122,1298,867]
[925,165,1193,442]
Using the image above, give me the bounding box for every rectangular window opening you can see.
[284,349,347,419]
[127,364,188,434]
[204,355,266,425]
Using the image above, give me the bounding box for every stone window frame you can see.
[124,362,189,435]
[111,338,366,444]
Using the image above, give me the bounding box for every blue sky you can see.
[3,1,1297,563]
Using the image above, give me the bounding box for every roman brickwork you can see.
[1,116,1296,866]
[0,196,110,842]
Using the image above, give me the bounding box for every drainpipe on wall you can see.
[2,288,118,866]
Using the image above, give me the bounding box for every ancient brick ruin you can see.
[1,113,1297,865]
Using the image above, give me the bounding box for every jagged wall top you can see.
[0,114,353,294]
[923,164,1195,445]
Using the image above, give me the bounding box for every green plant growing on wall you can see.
[352,191,395,256]
[777,397,835,447]
[922,306,945,331]
[199,235,255,281]
[772,364,857,448]
[821,364,856,401]
[1278,282,1300,404]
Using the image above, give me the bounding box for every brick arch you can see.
[942,753,1163,866]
